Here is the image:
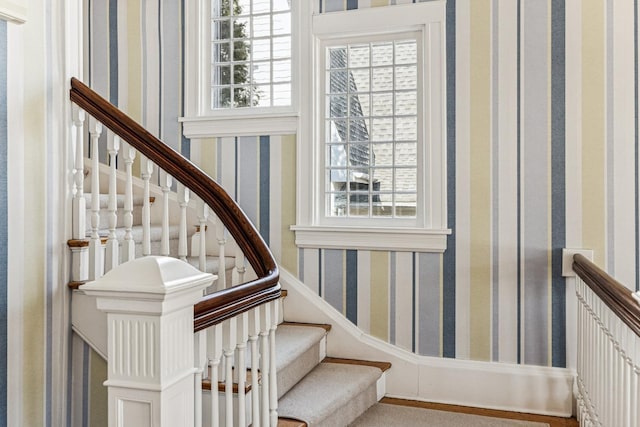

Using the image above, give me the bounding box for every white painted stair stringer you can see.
[279,268,576,417]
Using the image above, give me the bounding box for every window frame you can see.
[293,1,450,252]
[182,0,301,138]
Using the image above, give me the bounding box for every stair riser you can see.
[85,207,143,230]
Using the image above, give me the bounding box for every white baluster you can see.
[88,117,103,280]
[160,171,172,256]
[121,143,136,262]
[194,330,207,427]
[178,184,190,262]
[222,317,237,427]
[259,304,272,427]
[104,133,120,272]
[216,220,227,289]
[236,312,249,427]
[199,202,209,272]
[268,300,279,427]
[233,250,246,286]
[208,323,223,427]
[141,155,154,256]
[71,105,86,239]
[248,306,262,427]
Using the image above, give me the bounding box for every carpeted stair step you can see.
[84,194,151,230]
[277,360,385,427]
[274,323,330,399]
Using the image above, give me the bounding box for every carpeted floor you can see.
[349,403,550,427]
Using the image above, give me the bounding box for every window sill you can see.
[180,111,299,138]
[291,225,451,252]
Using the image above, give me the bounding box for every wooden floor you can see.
[381,398,579,427]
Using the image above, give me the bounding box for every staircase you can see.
[67,77,392,426]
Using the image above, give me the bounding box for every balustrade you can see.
[69,77,280,427]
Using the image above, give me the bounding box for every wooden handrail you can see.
[573,253,640,336]
[69,77,280,331]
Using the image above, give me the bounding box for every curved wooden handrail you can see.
[70,77,280,331]
[573,253,640,336]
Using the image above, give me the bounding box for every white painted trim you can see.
[181,113,298,138]
[0,1,26,24]
[6,21,24,427]
[291,226,450,252]
[280,268,575,417]
[295,1,449,250]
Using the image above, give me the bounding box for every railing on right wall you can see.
[572,254,640,427]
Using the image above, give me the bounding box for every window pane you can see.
[329,71,348,93]
[349,94,369,117]
[272,83,291,105]
[372,67,393,92]
[211,0,292,109]
[375,168,393,191]
[395,40,417,64]
[273,12,291,35]
[350,69,370,92]
[395,91,417,115]
[212,87,231,108]
[273,36,290,59]
[372,143,393,166]
[349,119,370,142]
[328,120,345,142]
[213,65,231,85]
[252,61,270,84]
[252,14,270,37]
[252,38,270,60]
[328,144,347,167]
[371,42,393,66]
[395,168,416,192]
[328,47,347,69]
[252,84,271,106]
[395,143,417,166]
[371,118,393,141]
[395,193,417,217]
[395,65,417,90]
[329,95,347,118]
[371,92,393,116]
[272,59,291,82]
[395,116,417,141]
[253,0,270,13]
[349,44,370,68]
[213,19,231,40]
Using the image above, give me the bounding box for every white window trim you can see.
[294,1,450,252]
[181,0,302,138]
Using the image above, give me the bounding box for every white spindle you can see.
[199,202,209,273]
[88,117,103,280]
[216,220,227,289]
[121,143,136,262]
[259,304,271,427]
[178,184,190,261]
[268,300,279,427]
[104,133,120,272]
[141,155,154,256]
[248,306,262,427]
[160,171,172,256]
[71,105,86,239]
[233,250,246,286]
[208,323,223,427]
[222,318,237,427]
[236,312,249,427]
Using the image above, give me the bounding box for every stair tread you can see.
[84,193,151,208]
[275,324,328,372]
[278,361,382,426]
[186,256,236,272]
[322,357,391,373]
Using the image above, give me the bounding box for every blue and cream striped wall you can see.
[84,0,640,371]
[0,18,7,427]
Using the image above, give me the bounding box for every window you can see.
[293,2,449,252]
[211,0,292,109]
[323,35,420,222]
[182,0,300,137]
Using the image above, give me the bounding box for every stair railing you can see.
[572,254,640,427]
[69,77,281,427]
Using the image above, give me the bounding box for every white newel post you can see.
[80,256,215,427]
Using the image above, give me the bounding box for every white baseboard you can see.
[279,269,576,417]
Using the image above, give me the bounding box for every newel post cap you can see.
[80,256,216,314]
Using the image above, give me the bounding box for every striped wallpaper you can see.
[81,0,640,380]
[0,18,7,427]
